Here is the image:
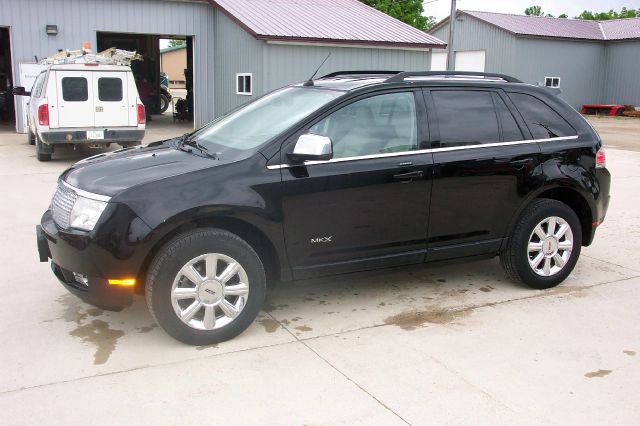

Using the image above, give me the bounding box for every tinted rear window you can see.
[98,77,123,102]
[432,90,500,146]
[61,77,88,102]
[494,95,523,141]
[509,92,576,139]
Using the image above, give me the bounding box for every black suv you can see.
[37,71,610,344]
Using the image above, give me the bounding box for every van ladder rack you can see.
[385,71,522,83]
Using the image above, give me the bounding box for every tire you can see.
[146,228,266,345]
[27,129,35,145]
[500,199,582,289]
[35,135,52,162]
[159,93,170,113]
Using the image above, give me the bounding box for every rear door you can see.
[55,71,93,128]
[424,87,540,260]
[93,72,129,127]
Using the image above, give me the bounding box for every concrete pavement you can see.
[0,117,638,424]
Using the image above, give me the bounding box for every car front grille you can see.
[51,183,77,229]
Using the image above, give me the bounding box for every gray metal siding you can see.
[213,10,264,117]
[602,41,640,105]
[429,15,517,75]
[1,0,215,128]
[513,38,606,109]
[262,43,430,93]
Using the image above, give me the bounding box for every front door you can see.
[279,90,433,279]
[93,72,129,127]
[55,71,94,128]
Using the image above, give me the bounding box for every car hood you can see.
[62,142,222,197]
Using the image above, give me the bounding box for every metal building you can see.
[429,10,640,109]
[0,0,445,131]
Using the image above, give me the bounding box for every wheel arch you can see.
[504,185,595,250]
[135,215,283,294]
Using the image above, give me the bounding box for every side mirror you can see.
[12,86,30,96]
[287,134,333,163]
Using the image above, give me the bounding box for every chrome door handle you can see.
[393,170,424,183]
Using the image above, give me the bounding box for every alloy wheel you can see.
[527,216,574,277]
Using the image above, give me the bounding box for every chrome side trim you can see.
[266,135,579,170]
[61,180,111,202]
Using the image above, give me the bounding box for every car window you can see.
[61,77,88,102]
[432,90,500,147]
[508,92,576,139]
[494,94,524,141]
[309,92,417,158]
[32,72,47,98]
[98,77,123,102]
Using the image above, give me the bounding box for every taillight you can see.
[137,104,146,125]
[38,104,49,126]
[596,147,606,169]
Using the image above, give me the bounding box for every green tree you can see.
[525,5,543,16]
[168,39,186,48]
[558,14,569,18]
[360,0,436,30]
[575,7,640,20]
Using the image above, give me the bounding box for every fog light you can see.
[66,133,73,141]
[108,278,136,286]
[73,272,89,287]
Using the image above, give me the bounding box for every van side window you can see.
[432,90,500,146]
[309,92,418,158]
[508,93,576,139]
[98,78,123,102]
[493,94,524,141]
[61,77,88,102]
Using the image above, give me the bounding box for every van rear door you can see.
[93,72,129,127]
[55,71,94,128]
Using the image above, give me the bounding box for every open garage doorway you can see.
[0,27,15,130]
[96,32,195,135]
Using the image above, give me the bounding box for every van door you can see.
[55,71,94,128]
[93,72,129,127]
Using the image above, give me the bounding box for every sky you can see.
[426,0,639,21]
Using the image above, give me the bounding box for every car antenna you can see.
[303,53,331,87]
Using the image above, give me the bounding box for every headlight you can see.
[69,196,108,231]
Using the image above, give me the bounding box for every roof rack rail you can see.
[320,70,401,79]
[385,71,523,83]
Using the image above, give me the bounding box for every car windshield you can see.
[191,87,343,154]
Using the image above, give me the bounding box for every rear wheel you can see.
[146,228,266,345]
[27,129,35,145]
[501,199,582,289]
[35,135,52,162]
[159,93,170,113]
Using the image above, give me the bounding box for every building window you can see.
[236,73,252,96]
[545,77,560,88]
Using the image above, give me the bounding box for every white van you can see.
[19,64,145,161]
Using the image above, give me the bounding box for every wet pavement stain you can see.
[136,324,158,333]
[385,308,470,331]
[584,369,612,378]
[294,325,312,332]
[479,286,493,293]
[196,344,219,351]
[55,294,125,365]
[258,318,281,333]
[69,320,125,365]
[623,350,636,356]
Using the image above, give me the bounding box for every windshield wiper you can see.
[532,122,559,138]
[177,133,219,159]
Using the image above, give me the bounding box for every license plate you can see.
[87,130,104,140]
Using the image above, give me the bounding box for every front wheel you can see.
[146,228,266,345]
[501,199,582,289]
[159,93,171,113]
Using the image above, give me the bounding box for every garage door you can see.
[454,50,486,72]
[431,51,447,71]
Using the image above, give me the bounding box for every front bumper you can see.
[37,206,154,310]
[40,128,145,145]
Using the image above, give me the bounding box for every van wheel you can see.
[146,228,266,345]
[27,129,36,145]
[500,199,582,289]
[159,93,170,113]
[35,137,52,162]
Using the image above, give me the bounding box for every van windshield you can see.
[191,87,343,154]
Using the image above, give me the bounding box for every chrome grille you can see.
[51,184,77,229]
